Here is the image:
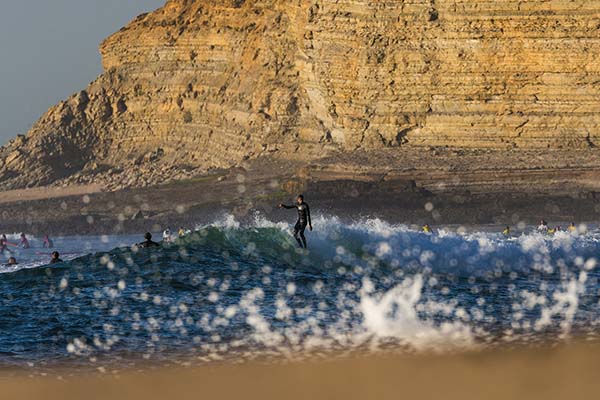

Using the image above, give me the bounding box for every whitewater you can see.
[1,215,599,370]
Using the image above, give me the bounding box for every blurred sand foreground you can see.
[2,344,600,400]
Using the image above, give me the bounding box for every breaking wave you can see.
[1,215,599,370]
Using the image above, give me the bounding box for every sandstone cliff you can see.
[1,0,600,189]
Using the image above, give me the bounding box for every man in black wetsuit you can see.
[279,195,313,249]
[137,232,160,248]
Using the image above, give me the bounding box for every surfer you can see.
[43,235,54,248]
[537,220,549,233]
[178,227,186,238]
[279,195,313,249]
[50,251,63,264]
[138,232,160,248]
[20,233,30,249]
[5,257,18,266]
[0,234,16,252]
[502,226,510,236]
[422,224,433,234]
[568,222,577,233]
[163,228,172,243]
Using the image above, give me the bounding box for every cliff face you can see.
[2,0,600,189]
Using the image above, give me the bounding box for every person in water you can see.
[279,195,313,249]
[0,234,16,253]
[43,235,54,248]
[568,222,577,233]
[502,226,510,236]
[138,232,160,248]
[50,251,63,264]
[20,233,30,249]
[422,224,432,234]
[537,220,549,233]
[163,228,172,243]
[178,227,186,238]
[6,257,18,266]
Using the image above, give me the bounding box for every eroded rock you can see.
[1,0,600,190]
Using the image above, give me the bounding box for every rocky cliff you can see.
[1,0,600,189]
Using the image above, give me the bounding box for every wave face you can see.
[1,215,599,370]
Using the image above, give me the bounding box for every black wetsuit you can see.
[282,202,312,248]
[138,239,160,248]
[50,258,63,264]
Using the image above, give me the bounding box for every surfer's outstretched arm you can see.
[279,204,295,210]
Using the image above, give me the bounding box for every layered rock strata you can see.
[1,0,599,189]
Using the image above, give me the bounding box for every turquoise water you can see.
[1,215,599,371]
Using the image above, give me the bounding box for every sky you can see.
[0,0,166,145]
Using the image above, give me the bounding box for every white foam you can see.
[359,275,475,351]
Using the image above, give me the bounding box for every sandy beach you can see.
[2,343,599,400]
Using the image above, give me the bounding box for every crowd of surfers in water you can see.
[138,195,313,249]
[1,233,63,267]
[423,220,579,236]
[138,226,190,248]
[154,195,580,251]
[0,194,588,267]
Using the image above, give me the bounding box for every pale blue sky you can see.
[0,0,165,144]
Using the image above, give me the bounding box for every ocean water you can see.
[1,215,599,371]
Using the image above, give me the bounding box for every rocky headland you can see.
[1,0,600,232]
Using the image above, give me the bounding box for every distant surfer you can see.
[163,228,172,243]
[0,234,17,252]
[20,233,30,249]
[502,226,510,236]
[422,224,432,234]
[178,227,186,238]
[279,195,313,249]
[50,251,63,264]
[0,235,8,252]
[537,220,549,233]
[5,257,18,266]
[138,232,160,248]
[568,222,577,233]
[43,235,54,248]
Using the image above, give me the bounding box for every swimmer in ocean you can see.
[138,232,160,248]
[50,251,63,264]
